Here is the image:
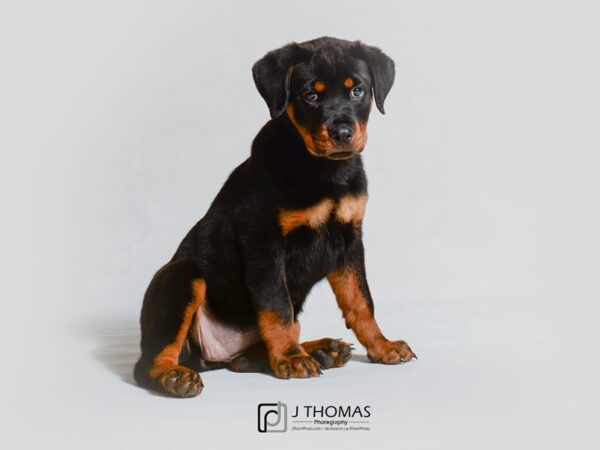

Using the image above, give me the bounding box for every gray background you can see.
[2,0,599,449]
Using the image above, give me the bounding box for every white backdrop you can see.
[2,1,599,449]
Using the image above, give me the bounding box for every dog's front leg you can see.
[327,239,416,364]
[243,237,321,379]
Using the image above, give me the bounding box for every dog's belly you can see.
[195,305,259,362]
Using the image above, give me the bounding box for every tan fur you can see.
[301,338,335,354]
[353,121,368,151]
[327,268,415,363]
[313,122,338,153]
[286,105,367,156]
[344,77,354,88]
[279,198,335,236]
[257,310,303,359]
[286,104,320,156]
[327,268,386,353]
[257,311,323,378]
[314,80,326,92]
[149,279,206,378]
[336,193,368,226]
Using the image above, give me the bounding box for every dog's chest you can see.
[278,193,368,237]
[279,193,368,282]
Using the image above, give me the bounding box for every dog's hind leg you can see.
[133,259,206,398]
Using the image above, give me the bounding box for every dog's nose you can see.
[329,123,354,144]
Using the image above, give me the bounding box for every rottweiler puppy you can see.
[134,36,416,398]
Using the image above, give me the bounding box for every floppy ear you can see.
[353,42,395,114]
[252,43,303,118]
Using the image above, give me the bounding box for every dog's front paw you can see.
[367,339,416,364]
[272,351,322,379]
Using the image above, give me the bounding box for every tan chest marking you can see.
[278,194,368,236]
[336,193,368,226]
[279,198,335,236]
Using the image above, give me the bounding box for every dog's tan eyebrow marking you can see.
[314,80,326,92]
[344,78,354,88]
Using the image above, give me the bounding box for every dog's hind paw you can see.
[158,366,203,398]
[301,338,354,369]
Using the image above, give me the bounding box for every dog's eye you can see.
[303,90,319,104]
[350,86,365,99]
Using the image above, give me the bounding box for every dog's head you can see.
[253,37,395,160]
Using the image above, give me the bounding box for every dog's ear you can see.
[252,43,303,118]
[352,42,395,114]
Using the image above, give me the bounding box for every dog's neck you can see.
[251,115,365,200]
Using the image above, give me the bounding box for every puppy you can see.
[134,36,415,398]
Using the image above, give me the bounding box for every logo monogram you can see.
[257,402,287,433]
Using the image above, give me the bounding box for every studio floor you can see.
[12,282,596,450]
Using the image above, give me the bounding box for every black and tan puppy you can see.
[134,37,416,398]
